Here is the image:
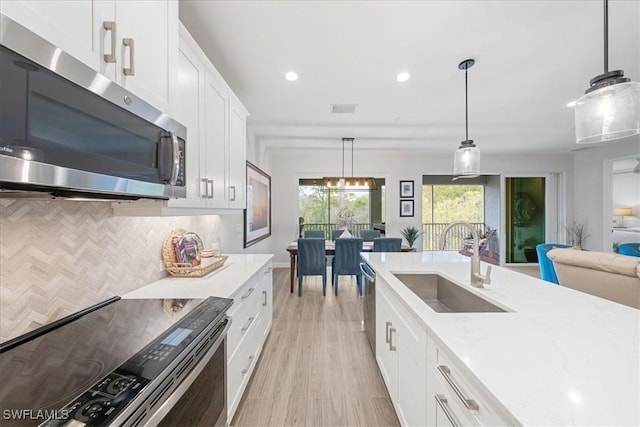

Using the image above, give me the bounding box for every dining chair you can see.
[360,229,382,241]
[304,229,325,239]
[332,238,364,296]
[536,243,571,284]
[331,229,345,241]
[618,243,640,257]
[297,238,327,296]
[373,237,402,252]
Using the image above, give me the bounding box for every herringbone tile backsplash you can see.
[0,199,222,342]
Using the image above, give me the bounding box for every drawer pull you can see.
[241,316,255,332]
[241,355,254,375]
[435,394,461,427]
[262,290,268,307]
[437,365,480,410]
[264,267,272,275]
[241,287,255,300]
[389,327,396,351]
[385,321,391,344]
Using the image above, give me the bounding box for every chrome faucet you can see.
[439,222,492,288]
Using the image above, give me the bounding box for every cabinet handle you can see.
[389,327,396,351]
[437,365,480,410]
[263,267,272,275]
[241,355,255,375]
[435,394,461,427]
[103,21,117,63]
[262,290,268,307]
[241,287,255,300]
[208,179,214,199]
[385,321,391,344]
[201,178,208,198]
[123,38,135,76]
[230,185,236,201]
[241,316,255,332]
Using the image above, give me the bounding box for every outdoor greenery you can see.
[299,185,370,225]
[422,185,484,223]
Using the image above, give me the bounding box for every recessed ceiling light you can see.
[285,71,298,81]
[396,72,411,82]
[566,100,577,107]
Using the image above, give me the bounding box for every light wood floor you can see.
[232,269,399,427]
[503,265,541,279]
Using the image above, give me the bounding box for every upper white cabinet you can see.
[1,0,177,112]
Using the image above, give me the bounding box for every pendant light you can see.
[321,138,377,190]
[574,0,640,144]
[453,59,480,179]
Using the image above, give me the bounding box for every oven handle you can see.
[142,317,231,427]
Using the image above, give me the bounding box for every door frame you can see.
[500,172,565,266]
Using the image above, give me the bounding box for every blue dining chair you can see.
[332,229,347,241]
[297,238,327,296]
[332,238,364,296]
[360,229,381,241]
[373,237,402,252]
[304,229,325,239]
[619,243,640,257]
[536,243,571,284]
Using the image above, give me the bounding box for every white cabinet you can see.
[228,100,247,209]
[426,333,513,427]
[1,0,177,112]
[376,276,427,426]
[226,261,273,422]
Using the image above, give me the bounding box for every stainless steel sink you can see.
[393,273,507,313]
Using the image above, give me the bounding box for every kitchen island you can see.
[362,251,639,426]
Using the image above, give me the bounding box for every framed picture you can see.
[244,162,271,247]
[400,180,414,198]
[400,199,414,217]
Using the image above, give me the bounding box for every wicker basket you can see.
[162,229,228,277]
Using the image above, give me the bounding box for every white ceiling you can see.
[179,0,640,154]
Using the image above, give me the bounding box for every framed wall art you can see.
[400,180,414,198]
[244,162,271,247]
[400,199,414,217]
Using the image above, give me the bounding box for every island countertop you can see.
[361,251,640,426]
[123,254,273,299]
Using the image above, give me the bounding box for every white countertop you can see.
[123,254,273,299]
[361,251,640,427]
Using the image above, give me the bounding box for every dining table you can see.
[285,240,413,293]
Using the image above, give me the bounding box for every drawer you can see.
[227,309,264,417]
[227,281,262,358]
[434,348,512,426]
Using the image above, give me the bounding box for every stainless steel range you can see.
[0,296,233,427]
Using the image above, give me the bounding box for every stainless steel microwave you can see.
[0,14,186,200]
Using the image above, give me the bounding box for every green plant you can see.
[401,226,422,248]
[517,236,540,250]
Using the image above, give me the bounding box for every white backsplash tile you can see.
[0,199,221,342]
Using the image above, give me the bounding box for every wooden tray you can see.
[162,228,228,277]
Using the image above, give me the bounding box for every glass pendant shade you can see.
[453,142,480,176]
[575,81,640,144]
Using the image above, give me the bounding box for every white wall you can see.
[263,147,574,265]
[484,175,501,232]
[573,137,640,251]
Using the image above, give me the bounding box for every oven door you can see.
[134,319,230,427]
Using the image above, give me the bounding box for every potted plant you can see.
[517,236,541,262]
[564,220,589,249]
[401,226,422,250]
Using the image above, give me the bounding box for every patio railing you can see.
[300,222,485,251]
[422,222,486,251]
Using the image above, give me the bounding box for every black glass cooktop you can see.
[0,296,232,427]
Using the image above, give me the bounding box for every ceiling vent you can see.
[330,104,357,114]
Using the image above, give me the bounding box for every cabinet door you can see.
[259,263,273,337]
[204,72,229,208]
[375,281,398,401]
[112,0,176,111]
[1,0,112,70]
[167,42,208,207]
[397,311,427,426]
[228,101,247,209]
